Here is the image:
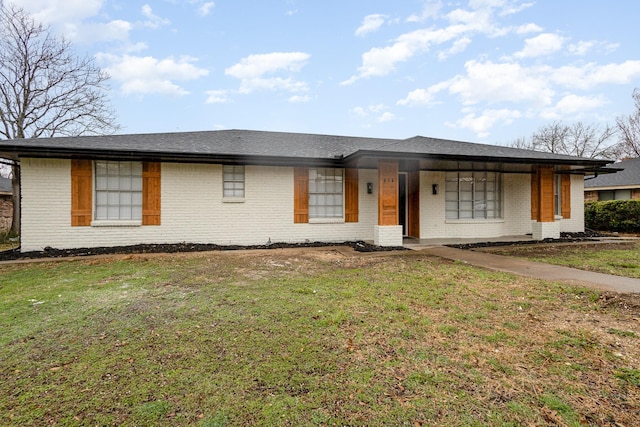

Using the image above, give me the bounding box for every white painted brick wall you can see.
[19,159,585,251]
[418,171,533,239]
[559,175,585,233]
[20,160,380,251]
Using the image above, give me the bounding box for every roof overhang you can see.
[344,150,612,174]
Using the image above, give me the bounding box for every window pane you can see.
[308,168,344,219]
[94,161,143,221]
[444,172,502,220]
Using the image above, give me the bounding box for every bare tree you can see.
[510,120,617,159]
[565,122,617,159]
[0,3,119,234]
[616,88,640,158]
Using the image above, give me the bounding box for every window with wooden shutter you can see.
[293,167,309,223]
[71,160,93,226]
[142,162,161,225]
[344,168,358,223]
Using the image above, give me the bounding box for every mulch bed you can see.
[0,240,407,262]
[446,231,612,250]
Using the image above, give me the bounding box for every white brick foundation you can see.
[374,225,403,247]
[532,220,560,240]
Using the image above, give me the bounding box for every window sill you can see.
[445,219,504,224]
[222,197,245,203]
[91,220,142,227]
[309,218,345,224]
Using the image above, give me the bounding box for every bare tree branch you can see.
[616,88,640,158]
[510,120,617,160]
[0,3,119,234]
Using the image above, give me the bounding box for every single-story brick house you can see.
[584,157,640,201]
[0,129,612,252]
[0,175,12,232]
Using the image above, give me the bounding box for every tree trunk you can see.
[10,162,20,236]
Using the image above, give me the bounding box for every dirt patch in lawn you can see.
[0,240,406,262]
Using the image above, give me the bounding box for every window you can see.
[599,189,631,201]
[223,165,245,198]
[94,161,143,220]
[445,172,502,219]
[309,168,343,218]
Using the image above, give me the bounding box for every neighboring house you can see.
[0,176,12,232]
[584,157,640,201]
[0,129,612,252]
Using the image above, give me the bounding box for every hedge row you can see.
[584,200,640,233]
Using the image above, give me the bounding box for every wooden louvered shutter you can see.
[142,162,161,225]
[378,160,399,226]
[293,167,309,223]
[344,168,359,223]
[71,160,93,226]
[539,166,555,222]
[531,167,539,221]
[561,173,571,219]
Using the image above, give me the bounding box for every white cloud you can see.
[438,36,471,60]
[515,23,543,34]
[343,1,535,85]
[197,2,215,16]
[351,104,394,123]
[407,1,442,22]
[289,95,311,103]
[514,33,565,58]
[450,108,522,138]
[355,14,387,37]
[98,54,209,96]
[541,94,607,119]
[551,61,640,90]
[447,60,555,107]
[568,41,594,56]
[378,112,396,122]
[11,0,104,25]
[68,20,132,44]
[141,4,170,29]
[397,81,449,106]
[225,52,310,94]
[205,90,230,104]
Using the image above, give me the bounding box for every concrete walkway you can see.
[414,245,640,293]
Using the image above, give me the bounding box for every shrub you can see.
[585,200,640,233]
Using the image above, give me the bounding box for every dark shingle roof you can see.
[0,129,611,170]
[0,176,11,194]
[584,157,640,188]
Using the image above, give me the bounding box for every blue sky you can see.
[10,0,640,145]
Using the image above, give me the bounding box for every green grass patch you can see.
[1,250,638,426]
[492,241,640,279]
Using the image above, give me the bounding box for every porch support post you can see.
[531,165,560,240]
[375,159,403,246]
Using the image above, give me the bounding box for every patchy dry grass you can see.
[1,248,639,426]
[490,241,640,279]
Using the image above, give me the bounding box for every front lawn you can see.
[1,249,639,426]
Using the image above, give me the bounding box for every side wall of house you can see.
[419,172,533,239]
[418,172,585,239]
[560,175,585,233]
[20,159,380,251]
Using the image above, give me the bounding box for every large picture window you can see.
[223,165,245,198]
[445,172,502,219]
[309,168,343,219]
[94,161,143,220]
